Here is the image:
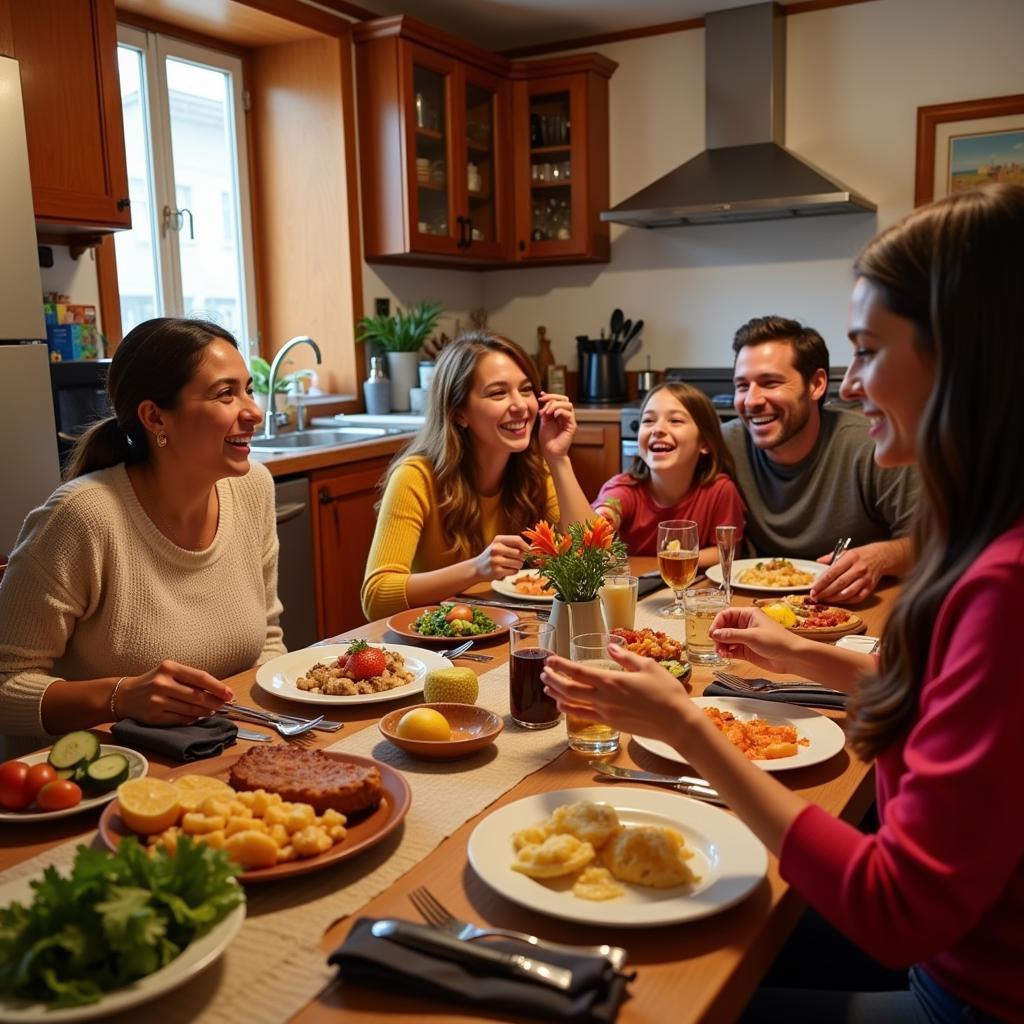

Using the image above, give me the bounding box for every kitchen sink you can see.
[249,426,413,452]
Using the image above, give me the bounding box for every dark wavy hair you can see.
[65,318,239,480]
[627,381,736,486]
[382,330,550,558]
[848,184,1024,760]
[732,315,830,408]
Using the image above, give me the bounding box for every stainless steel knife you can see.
[370,919,573,991]
[589,761,725,805]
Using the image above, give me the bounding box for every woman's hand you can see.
[537,392,577,461]
[473,534,530,582]
[116,660,234,725]
[709,606,806,673]
[541,645,693,746]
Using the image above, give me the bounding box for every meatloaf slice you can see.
[228,746,383,815]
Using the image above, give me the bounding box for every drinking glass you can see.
[599,575,638,631]
[656,519,699,618]
[509,622,559,729]
[683,587,729,666]
[716,525,736,603]
[566,633,624,755]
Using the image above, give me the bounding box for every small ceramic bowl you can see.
[378,703,503,761]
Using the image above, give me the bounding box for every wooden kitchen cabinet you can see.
[569,422,620,502]
[2,0,130,235]
[511,56,615,265]
[355,17,512,266]
[354,16,614,269]
[311,456,391,638]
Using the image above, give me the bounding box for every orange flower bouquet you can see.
[523,519,626,602]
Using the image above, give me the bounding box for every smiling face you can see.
[841,277,935,467]
[154,339,263,480]
[733,341,827,465]
[638,389,705,481]
[455,351,539,461]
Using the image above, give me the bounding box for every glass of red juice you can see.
[509,621,559,728]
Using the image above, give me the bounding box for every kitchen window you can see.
[114,26,258,355]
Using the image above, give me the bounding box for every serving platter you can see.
[753,597,866,642]
[97,751,411,884]
[491,569,555,603]
[468,785,767,927]
[706,557,824,593]
[254,643,451,706]
[386,605,519,644]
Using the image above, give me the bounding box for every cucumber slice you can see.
[83,753,130,793]
[48,731,101,770]
[55,767,76,781]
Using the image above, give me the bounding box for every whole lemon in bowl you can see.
[395,707,452,742]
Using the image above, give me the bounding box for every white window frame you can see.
[116,24,259,360]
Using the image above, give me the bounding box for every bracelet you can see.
[110,676,127,722]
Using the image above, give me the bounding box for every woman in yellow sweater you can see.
[361,330,594,620]
[0,318,284,746]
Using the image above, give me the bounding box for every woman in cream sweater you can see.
[0,318,285,743]
[361,330,594,620]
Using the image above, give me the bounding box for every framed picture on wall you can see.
[914,93,1024,206]
[546,364,567,395]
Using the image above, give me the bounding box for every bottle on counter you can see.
[535,326,555,389]
[363,355,391,416]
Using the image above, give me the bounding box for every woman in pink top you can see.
[593,382,745,566]
[542,184,1024,1024]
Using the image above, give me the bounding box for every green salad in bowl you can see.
[411,603,498,637]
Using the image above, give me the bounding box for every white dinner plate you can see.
[254,643,452,706]
[467,785,767,927]
[0,872,244,1022]
[836,634,880,655]
[706,557,824,592]
[491,569,555,603]
[634,696,846,772]
[0,745,148,824]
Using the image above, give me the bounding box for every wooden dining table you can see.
[1,561,898,1024]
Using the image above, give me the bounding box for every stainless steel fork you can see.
[713,670,845,696]
[437,640,495,663]
[408,886,628,970]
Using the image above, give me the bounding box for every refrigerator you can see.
[0,56,61,558]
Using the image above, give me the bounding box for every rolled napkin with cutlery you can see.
[111,716,238,762]
[330,917,632,1023]
[703,680,848,710]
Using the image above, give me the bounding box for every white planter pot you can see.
[386,351,420,413]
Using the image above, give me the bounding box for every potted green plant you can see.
[356,300,443,412]
[249,355,314,415]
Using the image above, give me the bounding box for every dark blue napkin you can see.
[330,918,632,1022]
[111,716,238,762]
[703,681,848,710]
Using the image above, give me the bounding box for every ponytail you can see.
[64,417,143,481]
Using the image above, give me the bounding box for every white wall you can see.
[39,247,104,335]
[474,0,1024,371]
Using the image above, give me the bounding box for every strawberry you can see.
[346,640,387,681]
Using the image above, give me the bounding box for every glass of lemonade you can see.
[566,633,625,755]
[683,587,729,665]
[599,574,638,631]
[509,621,559,729]
[657,519,699,618]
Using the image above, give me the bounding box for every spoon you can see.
[616,318,632,353]
[609,308,624,343]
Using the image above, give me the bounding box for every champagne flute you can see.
[716,525,736,604]
[656,519,699,618]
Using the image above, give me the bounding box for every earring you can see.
[156,431,168,448]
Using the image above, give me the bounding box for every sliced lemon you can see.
[665,539,682,552]
[117,777,182,835]
[172,774,236,813]
[762,603,798,628]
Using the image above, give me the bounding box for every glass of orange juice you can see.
[656,519,699,618]
[566,633,624,755]
[598,574,638,631]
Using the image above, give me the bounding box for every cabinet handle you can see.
[519,240,526,252]
[117,197,131,211]
[275,501,306,525]
[465,215,473,248]
[318,486,341,505]
[455,215,467,248]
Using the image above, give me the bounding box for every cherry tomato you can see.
[0,760,31,811]
[35,779,83,812]
[25,763,58,802]
[445,604,474,623]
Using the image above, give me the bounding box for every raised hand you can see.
[473,533,530,582]
[537,392,578,461]
[811,545,884,604]
[709,606,807,674]
[116,660,233,725]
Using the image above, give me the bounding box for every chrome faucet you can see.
[262,336,322,438]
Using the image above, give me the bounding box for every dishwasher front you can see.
[273,476,317,651]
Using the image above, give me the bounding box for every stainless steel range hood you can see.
[601,2,876,227]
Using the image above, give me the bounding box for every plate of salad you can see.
[0,838,244,1021]
[387,603,519,643]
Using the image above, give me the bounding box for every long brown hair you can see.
[628,382,736,486]
[65,318,239,480]
[848,184,1024,760]
[382,330,550,557]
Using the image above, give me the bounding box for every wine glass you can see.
[656,519,699,618]
[716,525,737,604]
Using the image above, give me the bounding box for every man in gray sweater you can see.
[722,315,918,604]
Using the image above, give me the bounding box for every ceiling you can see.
[353,0,804,52]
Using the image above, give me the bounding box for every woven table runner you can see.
[0,662,570,1024]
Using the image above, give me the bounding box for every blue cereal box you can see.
[47,323,101,360]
